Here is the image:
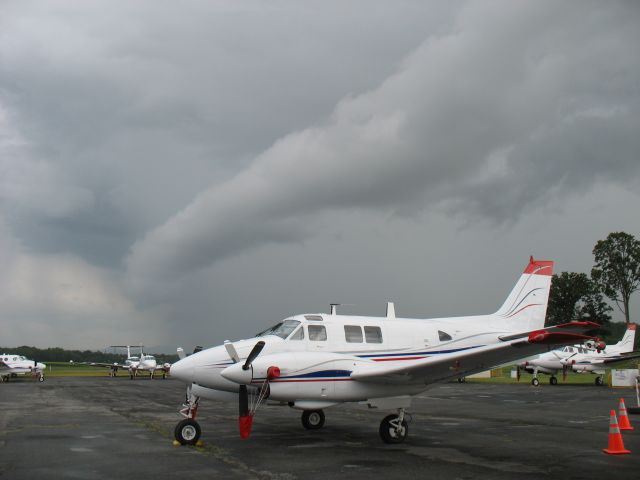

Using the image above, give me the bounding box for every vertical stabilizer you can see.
[493,257,554,333]
[611,324,636,354]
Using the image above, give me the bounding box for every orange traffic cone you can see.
[618,398,634,431]
[603,410,631,455]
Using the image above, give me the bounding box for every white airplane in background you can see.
[169,257,604,445]
[519,323,638,386]
[88,345,170,379]
[1,354,46,382]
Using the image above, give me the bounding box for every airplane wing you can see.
[351,325,600,385]
[587,351,640,365]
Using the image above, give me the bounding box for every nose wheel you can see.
[174,419,201,445]
[379,409,409,444]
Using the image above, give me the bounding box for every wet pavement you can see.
[1,377,639,479]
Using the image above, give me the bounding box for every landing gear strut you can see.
[174,385,201,445]
[531,368,540,387]
[379,408,409,444]
[301,410,325,430]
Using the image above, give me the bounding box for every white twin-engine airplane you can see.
[519,323,638,386]
[1,354,46,382]
[170,257,603,445]
[88,345,170,379]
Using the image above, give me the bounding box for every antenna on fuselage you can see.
[330,303,340,315]
[386,302,396,320]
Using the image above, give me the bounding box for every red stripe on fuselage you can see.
[373,356,428,362]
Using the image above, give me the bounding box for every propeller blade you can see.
[242,341,265,371]
[239,385,249,416]
[224,341,240,363]
[562,364,568,381]
[516,365,521,382]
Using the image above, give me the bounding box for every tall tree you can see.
[546,272,593,326]
[591,232,640,324]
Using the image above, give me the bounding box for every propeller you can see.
[516,365,521,382]
[562,364,568,381]
[242,341,265,371]
[220,340,267,440]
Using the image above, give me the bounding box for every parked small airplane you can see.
[1,354,46,382]
[169,257,603,445]
[88,345,170,379]
[518,323,638,386]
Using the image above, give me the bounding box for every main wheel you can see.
[457,377,466,383]
[379,414,409,444]
[301,410,325,430]
[549,376,557,385]
[531,378,540,387]
[174,419,201,445]
[38,375,45,383]
[595,376,604,386]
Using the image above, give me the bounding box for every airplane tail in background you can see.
[611,324,636,353]
[491,257,554,333]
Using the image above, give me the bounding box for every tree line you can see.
[0,346,178,364]
[546,231,640,346]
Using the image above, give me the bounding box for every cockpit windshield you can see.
[256,320,301,339]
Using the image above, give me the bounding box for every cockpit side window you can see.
[438,330,452,342]
[308,325,327,341]
[256,320,301,339]
[288,326,304,341]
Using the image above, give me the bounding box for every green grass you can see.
[43,362,127,377]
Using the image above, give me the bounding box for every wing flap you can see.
[498,321,601,342]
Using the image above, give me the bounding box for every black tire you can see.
[531,378,540,387]
[595,377,604,386]
[549,376,557,386]
[301,410,325,430]
[457,377,466,383]
[38,375,45,383]
[174,419,201,445]
[379,414,409,444]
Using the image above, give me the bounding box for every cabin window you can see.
[438,330,452,342]
[289,326,304,341]
[344,325,363,343]
[305,315,323,321]
[308,325,327,341]
[364,326,383,343]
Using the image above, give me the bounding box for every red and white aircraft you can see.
[170,257,602,445]
[519,323,638,386]
[1,354,46,382]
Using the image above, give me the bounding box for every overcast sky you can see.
[1,0,639,351]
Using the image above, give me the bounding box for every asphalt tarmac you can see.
[1,376,639,479]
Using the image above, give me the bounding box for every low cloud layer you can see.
[127,1,640,283]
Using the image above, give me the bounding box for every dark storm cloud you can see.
[1,0,639,348]
[127,1,640,283]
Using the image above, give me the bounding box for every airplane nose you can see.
[169,358,193,383]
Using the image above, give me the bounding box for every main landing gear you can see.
[301,410,325,430]
[595,376,605,386]
[379,408,409,444]
[174,386,201,445]
[549,376,558,385]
